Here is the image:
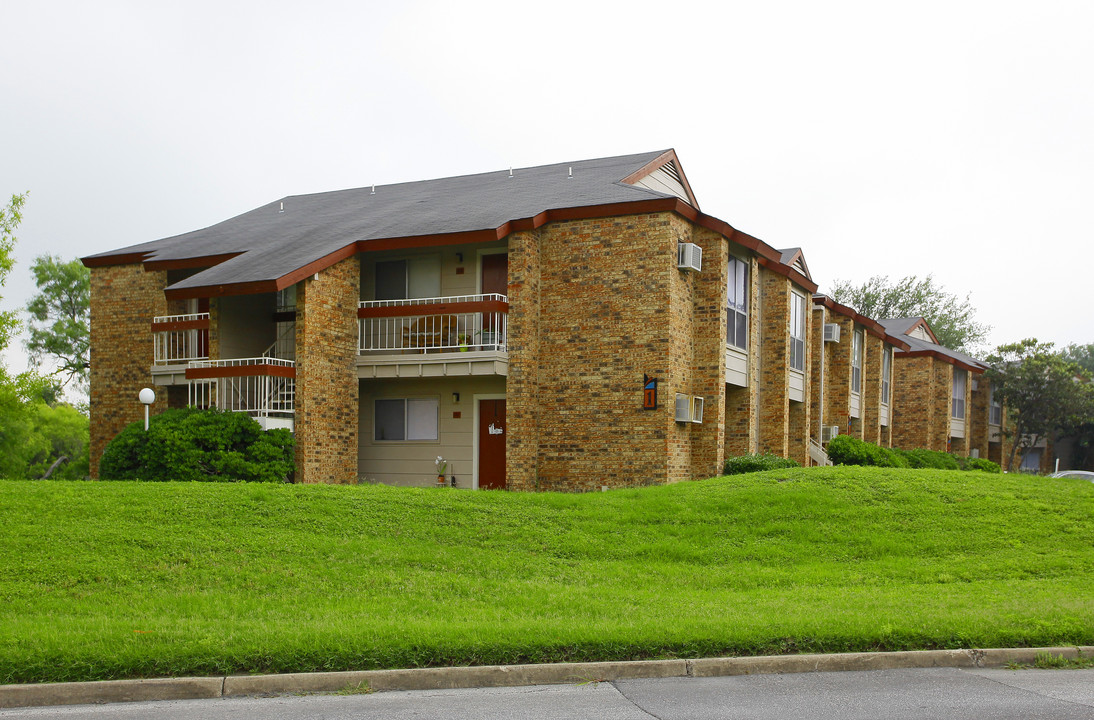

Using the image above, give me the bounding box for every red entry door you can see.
[478,399,507,490]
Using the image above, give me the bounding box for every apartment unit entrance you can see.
[477,397,507,489]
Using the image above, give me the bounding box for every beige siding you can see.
[789,369,805,403]
[359,375,505,487]
[218,292,276,358]
[359,241,508,301]
[725,347,748,387]
[633,166,691,205]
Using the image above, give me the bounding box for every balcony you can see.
[357,294,508,378]
[150,313,210,386]
[186,358,295,431]
[152,313,210,364]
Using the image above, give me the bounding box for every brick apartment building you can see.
[83,150,999,488]
[810,296,910,452]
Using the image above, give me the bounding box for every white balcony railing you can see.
[358,294,508,354]
[152,313,210,365]
[186,358,295,418]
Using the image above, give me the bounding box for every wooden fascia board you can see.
[619,149,701,210]
[812,295,905,346]
[143,253,243,272]
[898,349,982,373]
[904,317,940,344]
[82,252,152,268]
[756,256,820,293]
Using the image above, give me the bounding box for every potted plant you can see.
[435,456,447,487]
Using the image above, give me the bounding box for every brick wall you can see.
[506,229,541,491]
[758,268,791,458]
[506,211,726,490]
[862,334,885,445]
[892,355,935,450]
[294,256,360,483]
[88,264,168,477]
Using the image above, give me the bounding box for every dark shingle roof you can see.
[877,317,986,370]
[83,150,684,294]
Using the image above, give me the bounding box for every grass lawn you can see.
[1,467,1092,684]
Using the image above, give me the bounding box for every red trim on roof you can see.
[812,295,911,351]
[619,149,701,210]
[898,349,982,373]
[143,253,242,272]
[756,256,820,293]
[903,318,940,344]
[82,252,151,268]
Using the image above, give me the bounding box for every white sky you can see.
[2,0,1092,377]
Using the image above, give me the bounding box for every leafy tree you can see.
[0,192,28,352]
[1061,343,1094,375]
[828,274,990,353]
[25,255,90,391]
[100,407,295,482]
[985,339,1094,471]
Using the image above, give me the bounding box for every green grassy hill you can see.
[1,467,1092,684]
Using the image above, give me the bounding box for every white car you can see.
[1048,470,1094,482]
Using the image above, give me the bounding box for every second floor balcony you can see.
[152,313,210,365]
[357,294,509,378]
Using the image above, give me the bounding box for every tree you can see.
[1061,343,1094,375]
[0,192,28,352]
[985,339,1094,471]
[828,274,990,353]
[25,255,90,391]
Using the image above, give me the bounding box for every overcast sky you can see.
[2,0,1092,377]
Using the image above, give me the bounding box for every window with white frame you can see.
[851,330,863,394]
[789,292,807,372]
[989,382,1002,425]
[881,346,892,405]
[951,369,967,419]
[375,255,441,300]
[726,256,749,350]
[374,397,439,441]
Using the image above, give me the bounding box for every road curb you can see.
[3,646,1092,709]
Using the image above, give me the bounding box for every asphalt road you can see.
[4,667,1093,719]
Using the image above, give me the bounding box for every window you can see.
[726,256,749,350]
[789,292,807,372]
[374,398,439,441]
[881,346,892,404]
[375,256,441,300]
[989,382,1002,425]
[851,330,863,394]
[951,369,967,419]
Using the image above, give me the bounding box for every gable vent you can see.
[660,161,682,184]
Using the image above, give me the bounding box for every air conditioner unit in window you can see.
[691,396,704,424]
[677,242,702,272]
[675,393,691,422]
[823,323,841,343]
[674,393,704,423]
[821,425,840,443]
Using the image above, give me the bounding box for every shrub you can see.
[723,453,800,475]
[962,457,1002,473]
[894,448,961,470]
[826,435,907,468]
[99,407,294,482]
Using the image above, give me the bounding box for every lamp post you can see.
[139,388,156,431]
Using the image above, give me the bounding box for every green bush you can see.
[723,453,800,475]
[962,457,1002,473]
[894,448,961,470]
[99,407,294,482]
[826,435,907,468]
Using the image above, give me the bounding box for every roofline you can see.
[106,197,815,300]
[902,317,940,344]
[619,149,701,211]
[896,348,984,373]
[812,295,911,350]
